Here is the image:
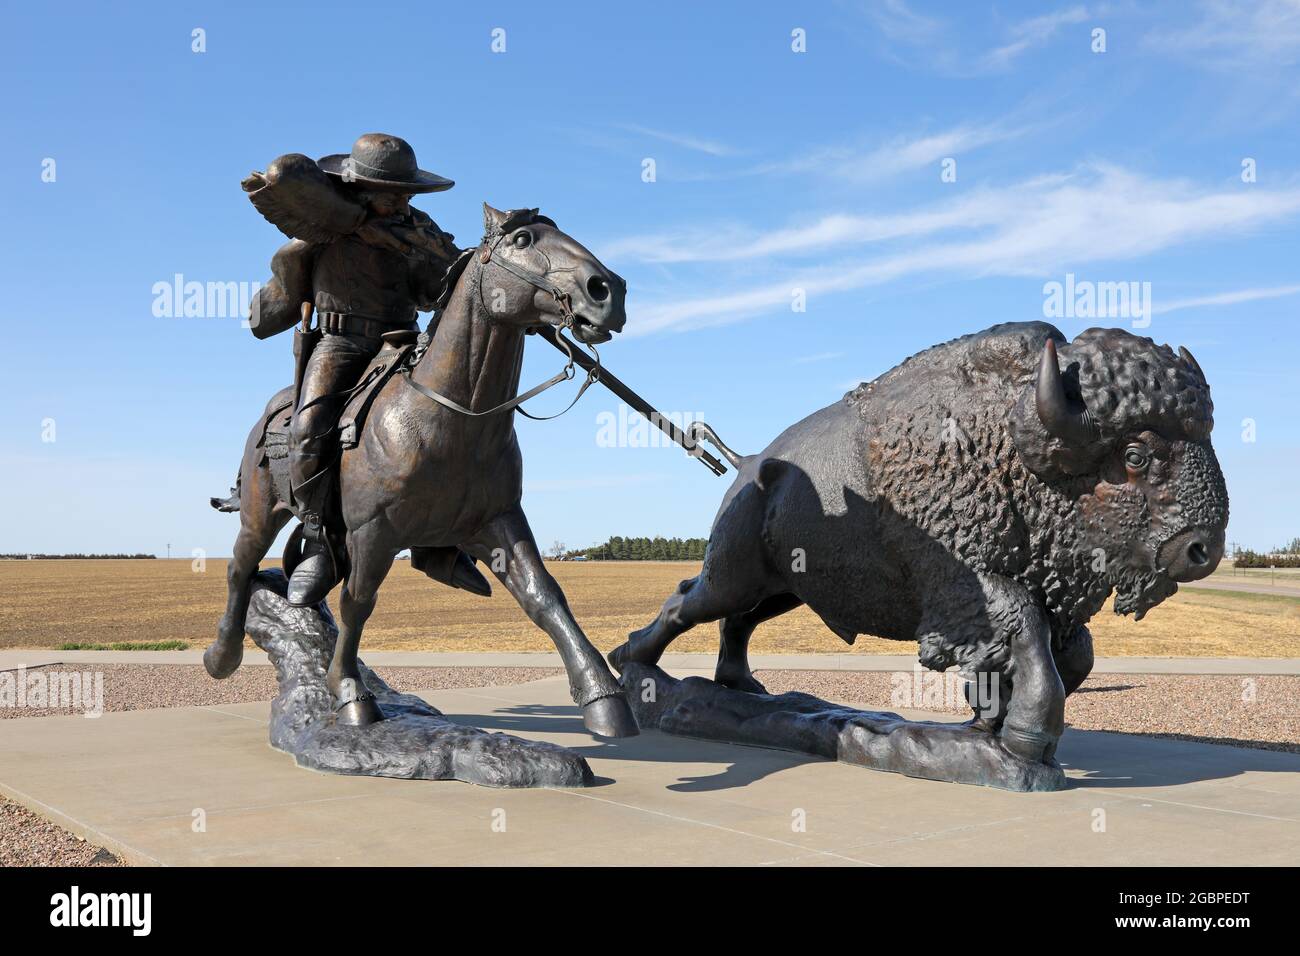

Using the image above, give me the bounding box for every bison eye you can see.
[1123,444,1150,472]
[513,231,533,249]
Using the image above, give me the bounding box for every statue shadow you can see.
[442,705,826,791]
[441,706,1299,792]
[1056,728,1300,789]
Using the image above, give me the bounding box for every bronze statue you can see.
[208,192,638,738]
[241,134,471,608]
[611,323,1229,790]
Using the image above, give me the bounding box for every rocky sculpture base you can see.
[241,570,592,788]
[620,663,1066,792]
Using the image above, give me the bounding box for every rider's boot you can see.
[410,546,493,596]
[288,470,341,607]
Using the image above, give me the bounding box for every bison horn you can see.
[1178,345,1205,379]
[1036,339,1098,445]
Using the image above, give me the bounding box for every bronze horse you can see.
[205,205,639,737]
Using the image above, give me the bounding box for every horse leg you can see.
[205,461,289,679]
[715,593,803,693]
[326,520,397,726]
[467,504,638,738]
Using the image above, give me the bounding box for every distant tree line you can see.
[1234,538,1300,568]
[0,553,156,560]
[574,536,707,561]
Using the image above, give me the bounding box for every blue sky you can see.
[1,0,1298,558]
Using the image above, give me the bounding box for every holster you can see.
[292,323,322,413]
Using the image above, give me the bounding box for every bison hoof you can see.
[999,723,1056,764]
[714,669,768,695]
[583,694,640,738]
[203,640,243,680]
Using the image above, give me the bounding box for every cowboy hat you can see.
[318,133,453,193]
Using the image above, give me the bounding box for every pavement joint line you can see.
[134,791,378,825]
[198,705,269,724]
[549,787,883,867]
[0,779,163,867]
[1089,788,1300,824]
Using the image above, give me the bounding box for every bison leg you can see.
[715,593,804,693]
[609,561,773,672]
[1054,624,1094,697]
[988,580,1066,764]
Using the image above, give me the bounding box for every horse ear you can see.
[482,203,509,234]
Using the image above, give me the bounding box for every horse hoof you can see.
[333,696,385,727]
[583,694,639,738]
[203,641,243,680]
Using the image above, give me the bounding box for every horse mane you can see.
[430,208,555,316]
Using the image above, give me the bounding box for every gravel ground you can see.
[0,664,564,719]
[0,797,123,867]
[1,664,1295,866]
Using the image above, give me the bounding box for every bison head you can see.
[1008,328,1229,620]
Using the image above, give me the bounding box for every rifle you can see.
[535,326,730,477]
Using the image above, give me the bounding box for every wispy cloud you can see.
[862,0,946,46]
[624,164,1300,335]
[1153,283,1300,315]
[854,0,1096,76]
[758,122,1027,182]
[980,6,1090,71]
[1148,0,1300,66]
[618,123,736,157]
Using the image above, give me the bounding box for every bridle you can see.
[400,216,602,420]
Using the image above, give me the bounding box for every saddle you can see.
[258,331,419,479]
[255,328,488,596]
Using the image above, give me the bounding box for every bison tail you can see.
[687,421,745,468]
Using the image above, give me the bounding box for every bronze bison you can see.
[610,321,1228,769]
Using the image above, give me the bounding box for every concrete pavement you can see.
[1,673,1297,866]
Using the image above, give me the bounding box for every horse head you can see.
[471,204,627,345]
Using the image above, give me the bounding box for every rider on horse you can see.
[243,133,473,606]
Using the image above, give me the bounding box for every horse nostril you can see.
[586,275,610,303]
[1187,541,1209,566]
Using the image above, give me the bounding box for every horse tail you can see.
[210,473,241,513]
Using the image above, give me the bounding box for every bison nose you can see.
[1160,529,1224,582]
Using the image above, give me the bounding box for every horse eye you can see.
[513,231,532,249]
[1124,445,1149,471]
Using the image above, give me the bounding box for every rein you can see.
[399,228,601,420]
